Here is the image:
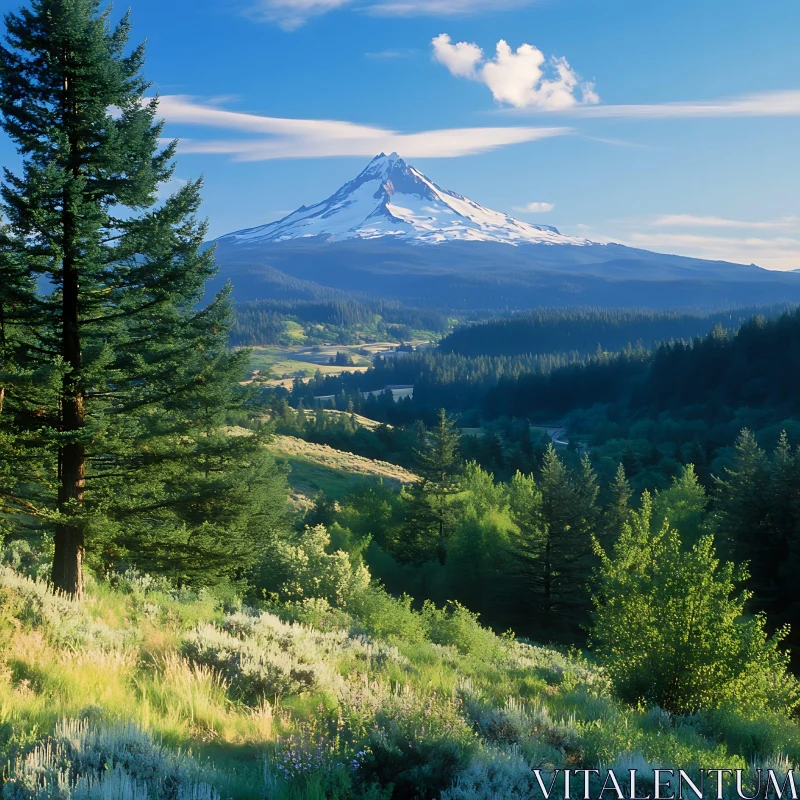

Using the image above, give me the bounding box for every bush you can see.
[348,588,427,645]
[2,718,217,799]
[182,607,405,704]
[420,601,500,657]
[441,747,542,800]
[358,691,477,800]
[273,526,371,610]
[0,568,133,651]
[591,494,800,715]
[182,622,324,701]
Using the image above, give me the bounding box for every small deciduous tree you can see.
[591,492,799,715]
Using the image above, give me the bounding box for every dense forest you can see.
[441,305,795,357]
[230,297,451,346]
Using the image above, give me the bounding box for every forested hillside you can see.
[485,310,800,424]
[231,297,450,347]
[441,305,794,358]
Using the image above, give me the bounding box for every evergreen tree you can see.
[403,409,461,565]
[0,0,287,595]
[508,445,598,638]
[600,463,633,547]
[713,429,770,578]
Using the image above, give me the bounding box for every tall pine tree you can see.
[0,0,287,596]
[508,445,598,639]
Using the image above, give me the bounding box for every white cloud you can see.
[157,95,570,161]
[623,232,800,272]
[246,0,536,28]
[244,0,351,30]
[510,90,800,119]
[364,49,418,59]
[432,34,599,110]
[652,214,798,230]
[431,35,483,78]
[577,214,800,271]
[514,201,554,213]
[371,0,533,14]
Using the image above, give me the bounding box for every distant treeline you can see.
[288,350,585,423]
[231,298,450,345]
[440,305,797,358]
[484,310,800,422]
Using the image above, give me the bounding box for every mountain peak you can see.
[218,155,589,248]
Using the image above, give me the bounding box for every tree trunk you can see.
[53,254,86,598]
[52,101,86,598]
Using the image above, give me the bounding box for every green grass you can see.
[2,556,800,799]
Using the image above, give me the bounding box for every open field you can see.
[271,434,417,506]
[243,340,431,388]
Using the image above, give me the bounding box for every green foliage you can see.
[591,493,800,715]
[419,600,500,656]
[652,464,708,545]
[271,525,372,610]
[396,409,462,566]
[359,692,477,800]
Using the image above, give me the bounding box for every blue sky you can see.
[2,0,799,268]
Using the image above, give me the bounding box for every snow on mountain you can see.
[218,153,591,248]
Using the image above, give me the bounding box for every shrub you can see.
[182,607,405,704]
[273,526,371,610]
[420,601,500,657]
[182,622,323,701]
[0,568,133,651]
[441,747,541,800]
[348,588,427,645]
[358,690,477,800]
[2,718,218,799]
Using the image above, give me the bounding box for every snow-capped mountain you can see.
[209,153,800,311]
[218,153,590,248]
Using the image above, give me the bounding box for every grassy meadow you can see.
[1,560,799,800]
[271,435,417,506]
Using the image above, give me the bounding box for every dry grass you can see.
[270,435,417,505]
[272,436,416,485]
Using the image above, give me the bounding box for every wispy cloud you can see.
[364,49,418,60]
[508,90,800,119]
[624,232,800,272]
[244,0,351,30]
[575,214,800,271]
[157,95,570,161]
[652,214,799,230]
[514,201,554,213]
[246,0,537,29]
[432,34,598,110]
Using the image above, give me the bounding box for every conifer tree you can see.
[600,463,633,547]
[509,445,598,637]
[713,429,769,571]
[402,408,461,565]
[0,0,287,595]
